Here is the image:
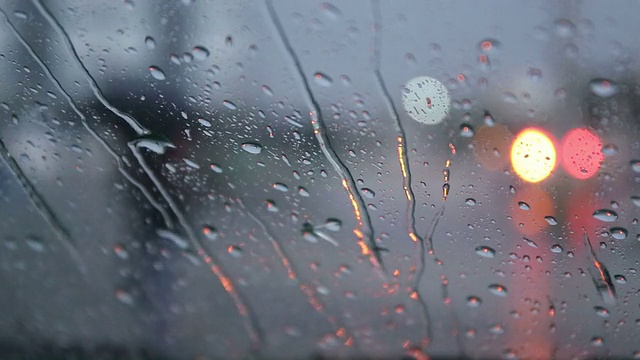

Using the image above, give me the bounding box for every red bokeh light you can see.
[560,128,604,180]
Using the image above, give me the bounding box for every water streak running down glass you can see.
[0,0,639,359]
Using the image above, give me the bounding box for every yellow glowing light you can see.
[510,128,556,183]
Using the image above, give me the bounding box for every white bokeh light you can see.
[402,76,450,125]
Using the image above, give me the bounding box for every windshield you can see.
[1,0,639,359]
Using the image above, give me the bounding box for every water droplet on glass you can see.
[592,209,618,222]
[544,216,558,225]
[324,218,342,232]
[610,227,628,240]
[589,78,619,98]
[320,2,342,20]
[467,296,482,307]
[298,187,310,197]
[602,144,618,156]
[631,160,640,173]
[192,46,210,61]
[148,65,166,80]
[489,284,508,296]
[550,244,563,253]
[527,68,542,82]
[133,134,176,154]
[113,244,129,259]
[115,289,134,305]
[145,36,156,49]
[26,237,44,252]
[459,123,474,138]
[523,237,538,248]
[13,11,28,20]
[518,201,530,210]
[202,226,218,241]
[475,246,495,258]
[614,274,627,284]
[361,188,375,199]
[313,72,333,87]
[265,199,279,212]
[554,19,576,37]
[465,198,477,206]
[241,142,262,154]
[157,229,188,249]
[590,337,604,347]
[262,85,273,97]
[227,245,242,258]
[631,196,640,207]
[272,183,289,192]
[210,163,223,173]
[223,100,237,110]
[594,306,610,318]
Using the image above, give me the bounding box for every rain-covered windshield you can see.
[1,0,639,359]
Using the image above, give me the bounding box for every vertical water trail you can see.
[129,144,264,348]
[30,1,263,348]
[0,8,174,230]
[265,0,387,277]
[370,0,435,349]
[0,136,84,268]
[31,0,148,136]
[241,203,355,347]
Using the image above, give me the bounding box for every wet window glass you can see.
[1,0,639,359]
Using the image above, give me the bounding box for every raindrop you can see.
[459,123,474,138]
[320,3,342,20]
[26,237,44,252]
[157,229,188,249]
[13,11,28,20]
[550,244,563,253]
[202,226,218,241]
[115,289,134,305]
[544,216,558,225]
[197,118,211,127]
[313,72,333,87]
[227,245,242,258]
[602,144,618,156]
[631,196,640,207]
[113,244,129,259]
[262,85,273,96]
[183,158,200,169]
[324,218,342,232]
[361,188,375,199]
[592,209,618,222]
[523,237,538,248]
[517,201,530,210]
[192,46,210,61]
[489,323,504,334]
[223,100,237,110]
[590,337,604,347]
[465,198,477,206]
[148,65,166,80]
[272,183,289,192]
[298,187,310,197]
[489,284,508,296]
[484,111,495,126]
[610,227,628,240]
[527,68,542,82]
[210,163,223,173]
[614,275,627,284]
[265,199,279,212]
[241,142,263,154]
[467,296,482,307]
[475,246,495,258]
[144,36,156,49]
[594,306,610,318]
[554,19,576,37]
[589,78,619,98]
[631,160,640,173]
[133,134,176,154]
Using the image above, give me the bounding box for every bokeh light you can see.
[560,128,604,180]
[401,76,450,125]
[510,185,554,236]
[473,124,513,171]
[511,128,556,183]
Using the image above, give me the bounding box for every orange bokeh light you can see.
[473,124,513,171]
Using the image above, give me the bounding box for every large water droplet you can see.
[610,227,628,240]
[592,209,618,222]
[475,246,495,258]
[523,237,538,248]
[594,306,610,318]
[148,65,166,80]
[489,284,508,296]
[544,216,558,225]
[550,244,563,253]
[202,225,218,241]
[631,196,640,207]
[223,100,237,110]
[210,163,223,173]
[361,188,375,199]
[192,46,210,61]
[132,134,176,154]
[459,123,474,138]
[145,36,156,49]
[241,142,263,154]
[518,201,530,210]
[313,72,333,87]
[589,78,619,98]
[324,218,342,232]
[272,183,289,192]
[465,198,477,206]
[614,274,627,284]
[467,296,482,307]
[631,160,640,173]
